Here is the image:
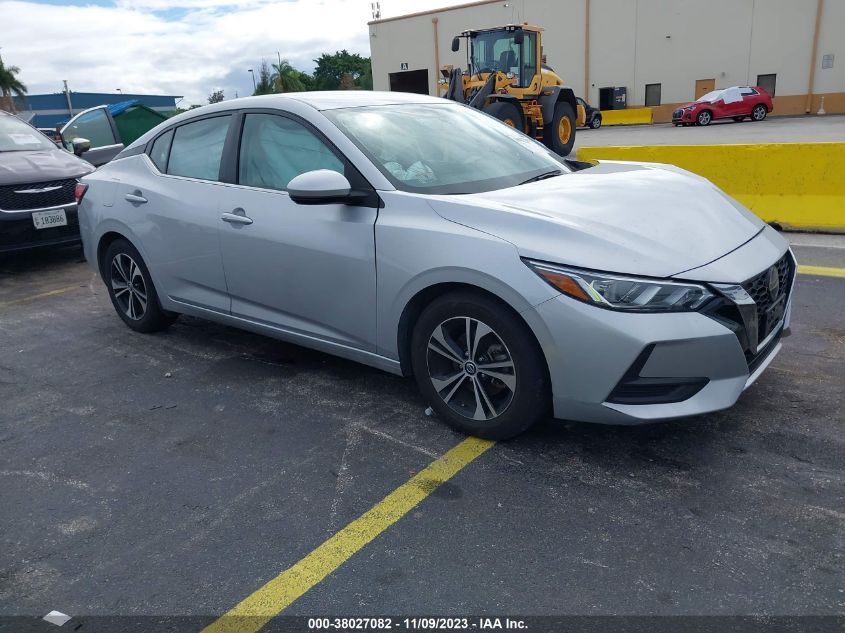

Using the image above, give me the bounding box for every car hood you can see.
[0,148,94,185]
[427,161,765,279]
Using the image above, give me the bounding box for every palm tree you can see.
[271,59,305,93]
[0,56,27,112]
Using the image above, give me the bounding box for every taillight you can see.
[74,182,89,204]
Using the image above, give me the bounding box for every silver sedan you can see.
[77,91,794,439]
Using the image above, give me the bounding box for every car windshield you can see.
[0,115,56,152]
[324,103,568,195]
[697,90,724,103]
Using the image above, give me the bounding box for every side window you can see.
[62,108,116,150]
[167,115,232,181]
[238,114,343,191]
[148,129,173,173]
[740,88,758,96]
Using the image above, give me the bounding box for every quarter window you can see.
[167,115,232,181]
[148,129,173,173]
[238,114,343,191]
[62,108,116,150]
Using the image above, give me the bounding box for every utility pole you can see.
[63,80,74,117]
[248,69,256,91]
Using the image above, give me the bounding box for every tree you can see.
[0,56,27,112]
[207,89,225,104]
[271,59,306,93]
[253,60,275,96]
[313,50,372,90]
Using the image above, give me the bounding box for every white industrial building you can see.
[368,0,844,120]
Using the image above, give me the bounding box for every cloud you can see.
[0,0,443,106]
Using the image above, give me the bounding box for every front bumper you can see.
[672,108,694,123]
[527,250,795,425]
[0,204,80,254]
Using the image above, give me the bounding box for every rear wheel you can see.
[544,101,577,156]
[696,110,712,126]
[104,239,177,333]
[751,104,768,121]
[411,291,550,440]
[590,114,602,129]
[484,101,524,132]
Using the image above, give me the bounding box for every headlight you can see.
[526,260,714,312]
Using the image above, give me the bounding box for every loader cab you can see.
[461,26,539,90]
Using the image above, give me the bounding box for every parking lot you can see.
[573,113,845,151]
[1,230,843,628]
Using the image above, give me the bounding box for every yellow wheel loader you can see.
[440,24,581,156]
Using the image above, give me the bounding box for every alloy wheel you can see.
[698,111,711,125]
[426,316,516,421]
[753,105,766,121]
[111,253,148,321]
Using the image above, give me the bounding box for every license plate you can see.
[32,209,67,229]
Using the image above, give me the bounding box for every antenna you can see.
[371,2,381,19]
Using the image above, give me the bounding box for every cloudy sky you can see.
[1,0,445,106]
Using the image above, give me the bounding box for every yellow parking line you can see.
[798,265,845,279]
[202,436,495,633]
[0,285,79,309]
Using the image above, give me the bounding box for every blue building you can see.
[15,91,182,129]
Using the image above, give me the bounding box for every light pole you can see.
[116,88,122,94]
[248,69,256,92]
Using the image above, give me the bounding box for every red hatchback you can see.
[672,86,773,126]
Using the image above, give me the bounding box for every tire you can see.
[484,101,524,132]
[544,101,576,156]
[590,114,602,129]
[751,104,768,121]
[696,110,712,126]
[410,291,550,440]
[733,116,746,122]
[103,239,177,333]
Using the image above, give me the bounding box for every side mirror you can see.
[514,30,524,45]
[451,37,460,52]
[288,169,352,205]
[72,137,91,156]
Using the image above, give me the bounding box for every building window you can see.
[644,83,661,106]
[756,74,776,97]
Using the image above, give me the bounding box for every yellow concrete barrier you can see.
[599,108,653,126]
[576,143,845,231]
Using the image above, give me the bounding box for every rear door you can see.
[60,106,123,166]
[114,114,234,313]
[215,110,379,351]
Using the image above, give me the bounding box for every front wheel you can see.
[544,101,576,156]
[411,291,550,440]
[590,114,602,129]
[751,104,768,121]
[696,110,712,126]
[103,239,177,333]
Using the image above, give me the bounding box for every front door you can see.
[216,112,378,351]
[60,106,124,166]
[695,78,716,100]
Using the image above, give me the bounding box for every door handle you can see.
[124,192,147,204]
[221,209,253,225]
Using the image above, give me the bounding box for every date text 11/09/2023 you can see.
[307,618,528,630]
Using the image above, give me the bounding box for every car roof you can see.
[212,90,446,112]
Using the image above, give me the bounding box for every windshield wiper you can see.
[518,170,563,186]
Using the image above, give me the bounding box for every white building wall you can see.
[369,0,845,110]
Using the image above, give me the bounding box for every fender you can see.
[538,86,577,125]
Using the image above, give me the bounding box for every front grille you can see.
[0,178,76,211]
[741,252,794,342]
[672,109,683,119]
[0,210,80,251]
